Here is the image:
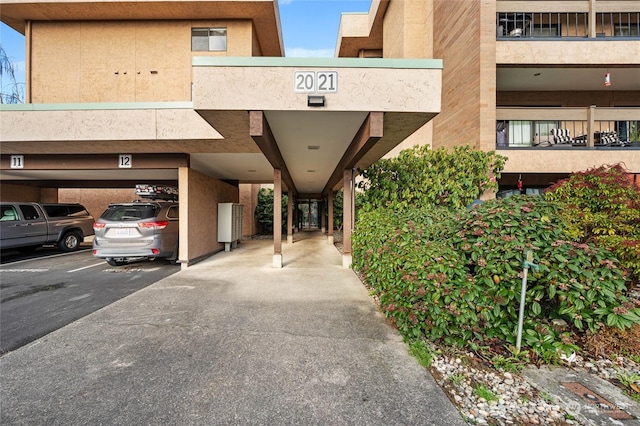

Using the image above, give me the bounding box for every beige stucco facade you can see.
[0,0,443,267]
[337,0,640,188]
[28,19,256,103]
[3,0,637,267]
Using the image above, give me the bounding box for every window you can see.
[614,24,640,36]
[534,121,557,145]
[1,205,18,221]
[531,25,560,37]
[192,27,227,51]
[508,121,533,147]
[19,205,40,221]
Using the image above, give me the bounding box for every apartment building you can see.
[337,0,640,193]
[0,0,442,267]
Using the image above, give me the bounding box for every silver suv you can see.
[92,201,179,266]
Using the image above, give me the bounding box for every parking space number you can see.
[10,155,24,169]
[119,154,132,168]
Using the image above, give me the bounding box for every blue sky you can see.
[0,0,372,88]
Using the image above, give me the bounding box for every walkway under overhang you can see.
[192,57,442,266]
[0,57,442,268]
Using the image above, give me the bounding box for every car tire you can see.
[106,258,127,266]
[59,231,82,252]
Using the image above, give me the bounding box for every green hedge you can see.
[352,196,640,356]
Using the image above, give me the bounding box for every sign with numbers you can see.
[294,71,338,93]
[119,154,132,168]
[10,155,24,169]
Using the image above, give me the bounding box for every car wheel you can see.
[106,258,127,266]
[59,231,82,252]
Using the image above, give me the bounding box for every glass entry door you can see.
[298,200,319,229]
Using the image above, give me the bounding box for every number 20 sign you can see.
[294,71,338,93]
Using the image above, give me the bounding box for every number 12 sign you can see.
[294,71,338,93]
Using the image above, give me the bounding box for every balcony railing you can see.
[598,13,640,37]
[497,12,640,39]
[496,107,640,149]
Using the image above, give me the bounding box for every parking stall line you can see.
[68,263,105,273]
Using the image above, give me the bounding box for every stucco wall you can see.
[498,91,640,107]
[58,188,137,220]
[30,19,254,103]
[0,183,45,202]
[431,0,484,150]
[497,40,640,65]
[382,0,432,59]
[179,167,238,265]
[239,183,260,238]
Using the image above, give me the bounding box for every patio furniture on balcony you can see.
[550,128,573,145]
[595,131,627,147]
[497,13,532,37]
[571,134,587,147]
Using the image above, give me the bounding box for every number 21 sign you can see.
[294,71,338,94]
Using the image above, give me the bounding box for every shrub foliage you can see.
[254,188,287,234]
[352,148,640,358]
[357,145,507,211]
[353,197,640,357]
[544,163,640,285]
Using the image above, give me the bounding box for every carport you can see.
[0,57,441,268]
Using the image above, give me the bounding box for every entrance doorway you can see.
[297,200,319,230]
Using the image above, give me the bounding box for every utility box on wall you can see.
[218,203,243,251]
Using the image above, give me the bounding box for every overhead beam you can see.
[249,110,297,196]
[322,112,383,195]
[0,153,189,169]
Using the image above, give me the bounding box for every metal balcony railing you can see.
[597,13,640,37]
[497,12,640,39]
[495,107,640,149]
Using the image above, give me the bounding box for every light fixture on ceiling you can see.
[307,145,320,150]
[307,169,315,173]
[248,169,256,173]
[534,72,541,76]
[307,95,325,107]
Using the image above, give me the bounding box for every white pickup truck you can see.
[0,202,95,253]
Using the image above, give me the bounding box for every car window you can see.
[19,205,41,221]
[67,205,91,217]
[101,205,159,221]
[43,204,91,218]
[166,206,179,219]
[0,205,19,222]
[43,205,70,217]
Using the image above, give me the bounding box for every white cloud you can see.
[286,47,335,58]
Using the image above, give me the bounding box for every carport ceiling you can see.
[1,110,373,194]
[189,110,370,194]
[497,67,640,91]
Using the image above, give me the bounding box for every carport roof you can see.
[0,57,442,196]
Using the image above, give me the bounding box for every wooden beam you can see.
[323,112,383,195]
[249,111,297,195]
[274,169,282,256]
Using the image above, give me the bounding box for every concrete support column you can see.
[273,169,283,268]
[327,190,334,245]
[287,191,293,244]
[342,169,353,268]
[589,0,596,38]
[178,166,189,271]
[320,199,326,233]
[588,105,596,148]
